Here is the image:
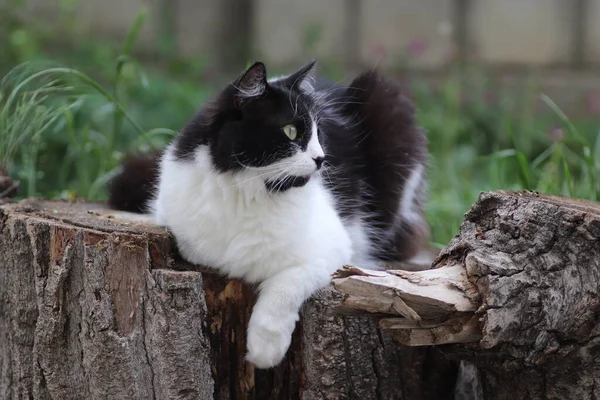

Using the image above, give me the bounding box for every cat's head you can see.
[174,60,325,192]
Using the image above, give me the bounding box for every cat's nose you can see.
[313,156,324,170]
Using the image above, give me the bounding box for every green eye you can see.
[282,124,297,140]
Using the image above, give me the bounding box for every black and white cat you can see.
[108,60,428,369]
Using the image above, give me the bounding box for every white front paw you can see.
[246,316,296,369]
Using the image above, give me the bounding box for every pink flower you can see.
[485,91,498,107]
[585,91,600,114]
[547,124,564,142]
[369,44,387,60]
[407,39,427,58]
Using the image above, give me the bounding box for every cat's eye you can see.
[282,124,297,140]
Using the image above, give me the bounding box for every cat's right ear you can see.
[233,62,268,107]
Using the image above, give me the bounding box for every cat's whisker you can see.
[227,170,277,190]
[267,170,292,196]
[229,157,304,189]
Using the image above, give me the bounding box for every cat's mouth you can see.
[264,175,311,192]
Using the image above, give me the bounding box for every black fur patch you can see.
[265,175,310,192]
[174,61,317,176]
[107,151,161,213]
[315,71,429,261]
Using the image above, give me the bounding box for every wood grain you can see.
[1,198,455,399]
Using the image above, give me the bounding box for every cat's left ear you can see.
[233,61,268,107]
[283,60,317,93]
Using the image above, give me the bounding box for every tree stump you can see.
[333,190,600,400]
[0,198,458,400]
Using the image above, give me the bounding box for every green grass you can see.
[1,12,599,247]
[411,68,600,246]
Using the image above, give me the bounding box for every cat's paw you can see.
[246,316,296,369]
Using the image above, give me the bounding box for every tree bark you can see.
[0,198,456,400]
[333,190,600,400]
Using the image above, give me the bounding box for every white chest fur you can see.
[151,145,359,368]
[151,146,353,283]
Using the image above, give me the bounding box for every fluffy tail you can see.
[345,70,430,261]
[107,151,161,213]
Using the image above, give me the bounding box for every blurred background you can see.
[1,0,599,246]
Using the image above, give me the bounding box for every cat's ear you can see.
[283,60,317,93]
[233,62,268,107]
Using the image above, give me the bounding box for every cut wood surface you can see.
[333,190,600,400]
[0,198,458,400]
[332,264,481,347]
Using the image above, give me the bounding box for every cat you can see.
[108,60,429,369]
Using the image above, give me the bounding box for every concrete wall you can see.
[359,0,455,68]
[11,0,600,70]
[587,0,600,63]
[254,0,347,65]
[470,0,571,65]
